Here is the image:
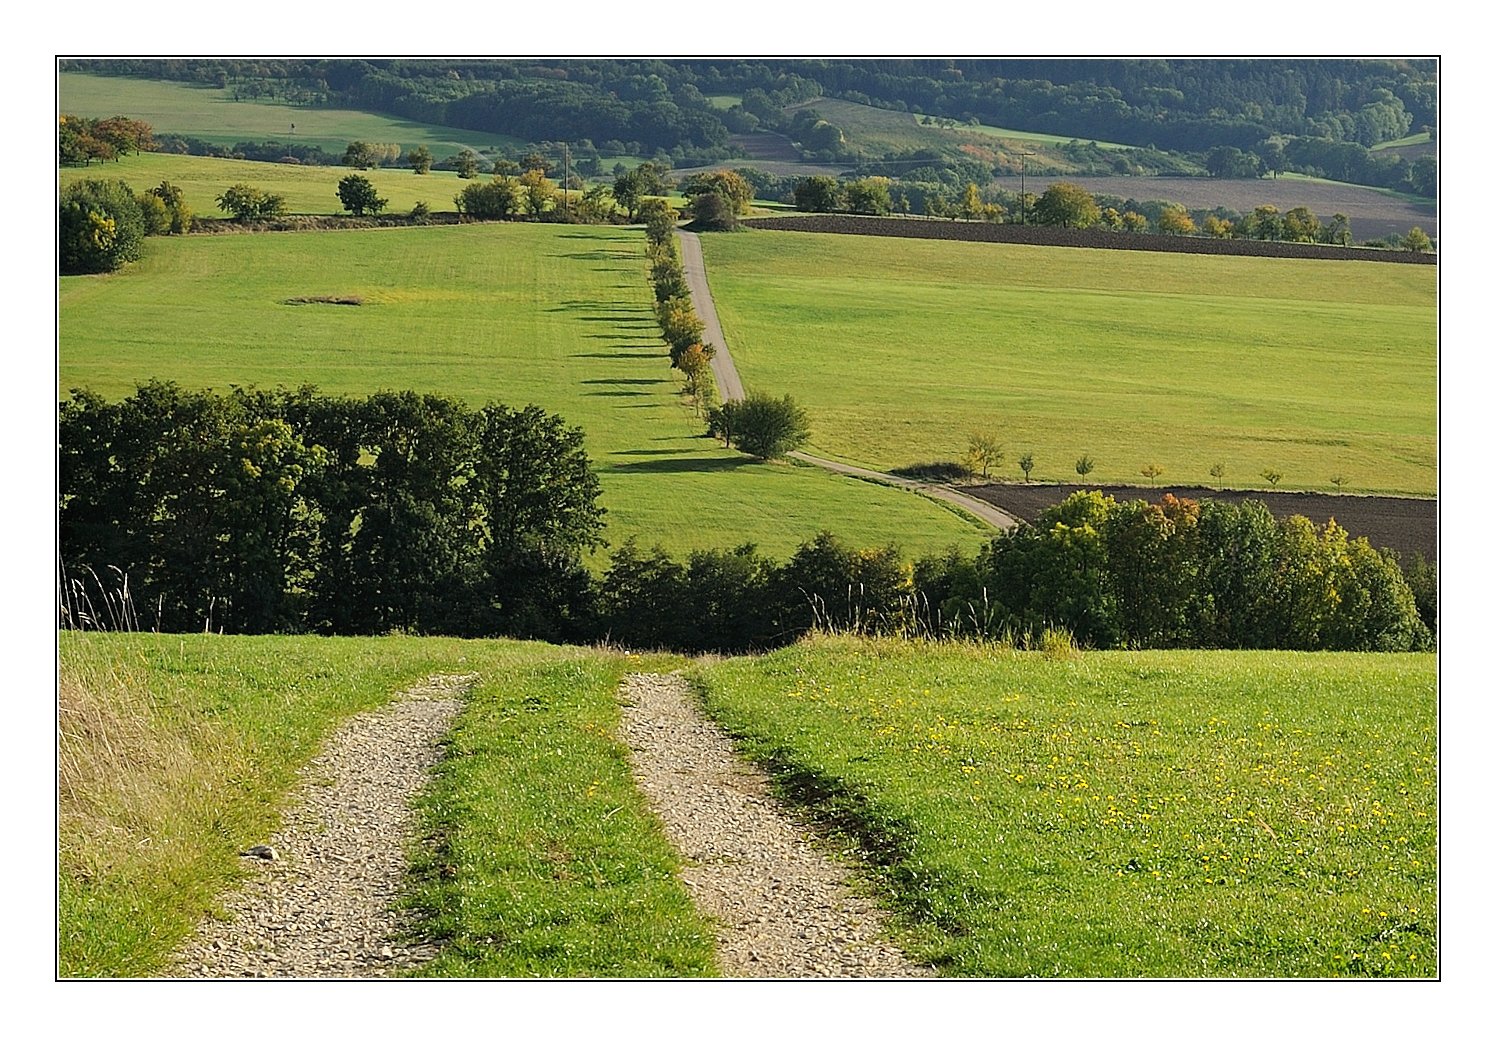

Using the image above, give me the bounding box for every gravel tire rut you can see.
[167,674,472,978]
[619,671,932,978]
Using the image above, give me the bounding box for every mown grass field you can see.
[782,97,1130,169]
[57,632,717,978]
[702,229,1436,497]
[59,152,476,218]
[57,219,988,559]
[692,635,1437,977]
[59,71,519,157]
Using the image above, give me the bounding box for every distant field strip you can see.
[59,72,516,155]
[701,230,1436,497]
[58,221,988,558]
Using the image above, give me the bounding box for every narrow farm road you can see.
[618,671,932,978]
[675,228,1018,532]
[167,675,472,978]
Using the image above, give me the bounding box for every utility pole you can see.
[1017,151,1034,224]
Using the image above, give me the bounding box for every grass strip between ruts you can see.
[401,650,717,976]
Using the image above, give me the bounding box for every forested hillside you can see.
[62,58,1436,196]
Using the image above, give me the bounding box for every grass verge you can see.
[689,634,1437,977]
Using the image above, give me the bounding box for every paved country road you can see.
[675,228,1018,532]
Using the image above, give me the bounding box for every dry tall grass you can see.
[57,639,220,886]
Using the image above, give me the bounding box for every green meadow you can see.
[58,219,988,558]
[59,71,518,156]
[702,230,1436,496]
[693,635,1437,977]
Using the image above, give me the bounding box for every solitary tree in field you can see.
[455,150,479,179]
[1209,463,1226,490]
[1330,473,1348,490]
[1075,455,1095,478]
[1261,468,1283,487]
[407,145,433,175]
[1032,182,1100,229]
[1018,453,1035,482]
[337,175,387,217]
[216,183,288,222]
[1404,226,1433,253]
[1141,463,1164,486]
[966,432,1004,479]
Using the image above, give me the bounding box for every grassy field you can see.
[59,71,520,157]
[782,97,1128,170]
[691,635,1437,977]
[57,219,988,559]
[60,152,477,219]
[701,229,1436,497]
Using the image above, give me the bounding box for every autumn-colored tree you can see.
[1120,211,1149,233]
[1261,468,1283,487]
[1157,205,1196,236]
[1141,463,1164,486]
[965,432,1004,479]
[519,168,557,216]
[1404,226,1433,252]
[1209,463,1226,490]
[1032,182,1100,229]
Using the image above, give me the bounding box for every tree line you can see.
[60,384,1430,653]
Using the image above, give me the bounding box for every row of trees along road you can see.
[59,386,1430,650]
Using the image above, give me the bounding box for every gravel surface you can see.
[167,674,472,978]
[619,672,932,978]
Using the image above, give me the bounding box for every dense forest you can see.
[62,58,1436,195]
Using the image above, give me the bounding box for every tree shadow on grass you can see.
[581,378,668,385]
[606,455,754,475]
[570,352,659,361]
[584,389,649,397]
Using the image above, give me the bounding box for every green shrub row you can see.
[60,383,1430,653]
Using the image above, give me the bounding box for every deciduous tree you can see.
[965,432,1004,479]
[59,179,145,273]
[337,174,387,216]
[1032,182,1100,229]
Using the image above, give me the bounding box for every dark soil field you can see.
[1012,175,1437,242]
[964,483,1437,564]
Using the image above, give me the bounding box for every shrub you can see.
[454,177,521,220]
[137,192,171,236]
[215,183,288,222]
[59,179,145,274]
[731,393,811,460]
[686,191,738,231]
